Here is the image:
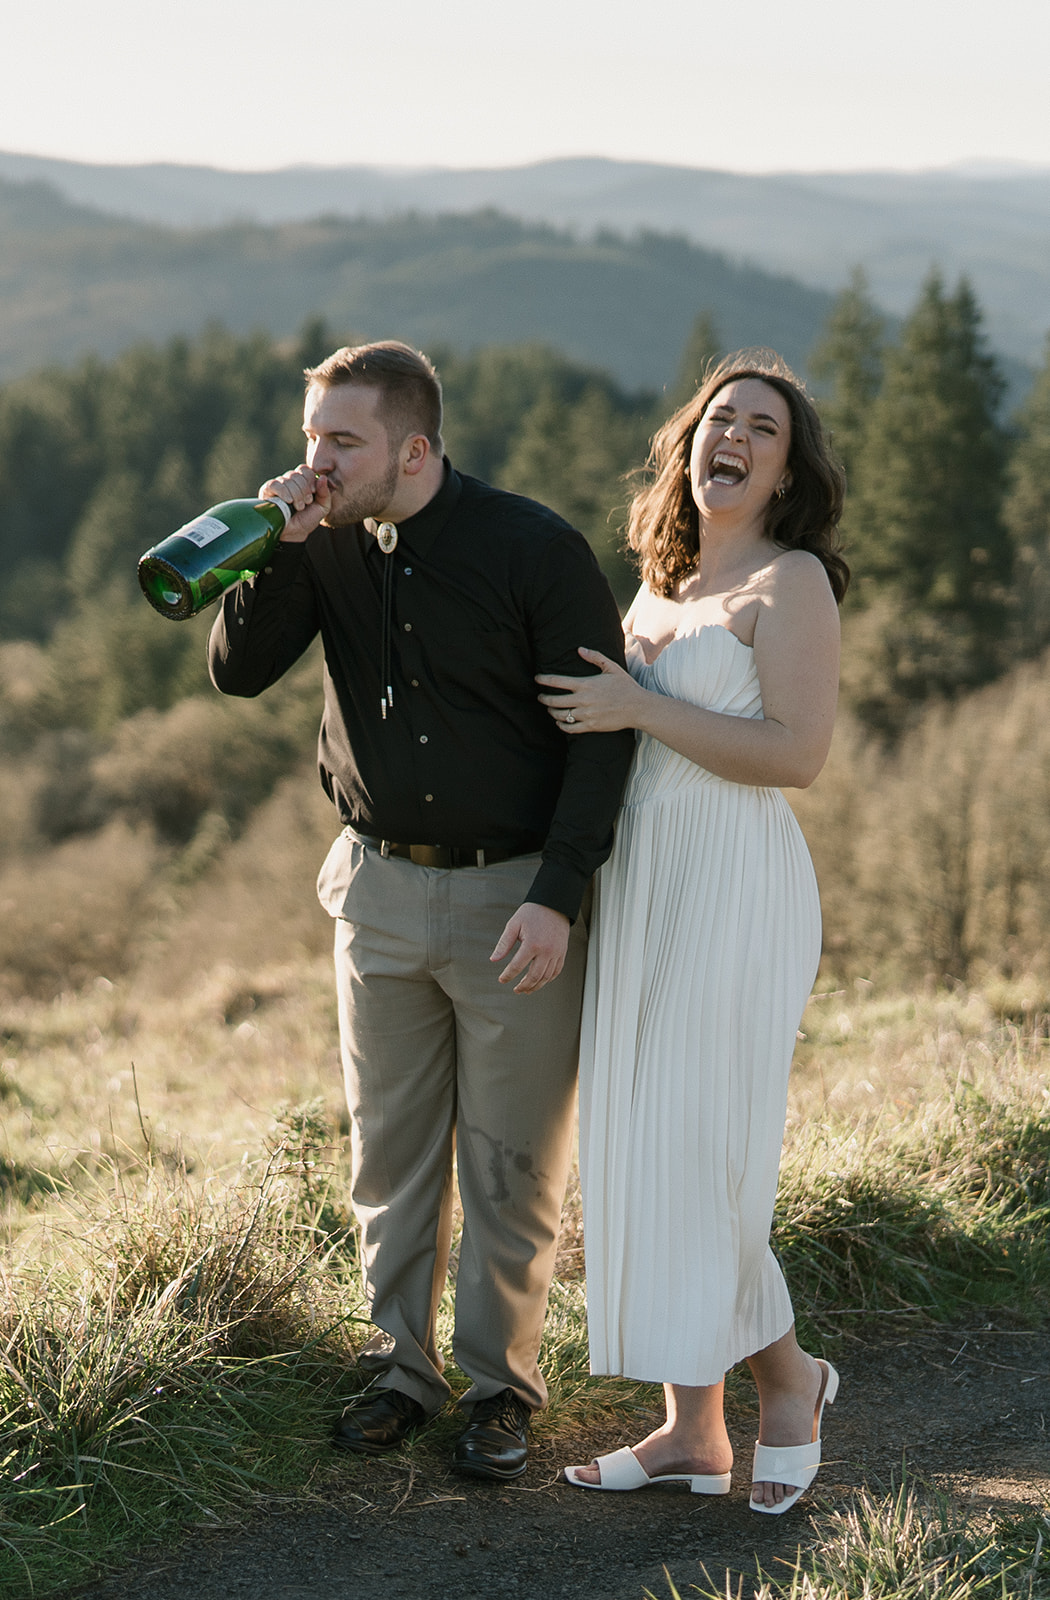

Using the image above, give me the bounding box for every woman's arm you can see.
[537,554,840,790]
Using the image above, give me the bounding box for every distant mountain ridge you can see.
[2,150,1049,365]
[0,177,838,392]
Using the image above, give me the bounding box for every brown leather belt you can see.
[363,837,525,869]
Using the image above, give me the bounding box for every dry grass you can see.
[0,958,342,1245]
[2,908,1049,1594]
[677,1478,1050,1599]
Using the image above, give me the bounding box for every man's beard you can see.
[322,449,401,527]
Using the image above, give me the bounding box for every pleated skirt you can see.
[578,733,821,1387]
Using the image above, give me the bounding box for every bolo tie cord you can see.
[377,522,398,719]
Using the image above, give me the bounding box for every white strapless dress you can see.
[579,624,822,1386]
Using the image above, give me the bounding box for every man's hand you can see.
[258,466,332,543]
[491,902,571,994]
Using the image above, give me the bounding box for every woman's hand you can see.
[537,647,647,733]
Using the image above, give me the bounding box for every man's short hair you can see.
[304,341,444,452]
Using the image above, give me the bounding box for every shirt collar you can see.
[387,458,462,558]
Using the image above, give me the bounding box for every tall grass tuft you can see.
[671,1477,1050,1599]
[775,1065,1050,1338]
[0,1122,365,1596]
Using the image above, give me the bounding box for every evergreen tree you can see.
[147,446,201,552]
[809,267,884,489]
[294,315,337,372]
[664,311,722,413]
[499,382,644,603]
[203,419,267,507]
[65,470,146,602]
[0,374,100,587]
[1003,333,1050,655]
[441,345,584,482]
[843,272,1011,733]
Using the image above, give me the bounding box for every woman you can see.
[537,351,849,1515]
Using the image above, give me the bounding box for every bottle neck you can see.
[262,497,293,528]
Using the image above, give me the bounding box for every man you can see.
[208,341,633,1479]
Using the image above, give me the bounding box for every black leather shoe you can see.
[333,1388,427,1454]
[453,1387,531,1481]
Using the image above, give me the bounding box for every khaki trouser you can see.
[318,831,588,1414]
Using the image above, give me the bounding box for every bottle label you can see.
[176,515,230,548]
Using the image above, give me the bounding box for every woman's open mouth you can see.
[708,451,748,485]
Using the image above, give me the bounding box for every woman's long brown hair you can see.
[627,350,849,603]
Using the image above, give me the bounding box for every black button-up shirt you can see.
[208,464,635,920]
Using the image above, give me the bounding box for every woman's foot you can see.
[750,1355,837,1512]
[570,1420,733,1487]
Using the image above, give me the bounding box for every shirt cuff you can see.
[523,858,589,923]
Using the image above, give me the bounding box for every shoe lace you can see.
[472,1388,529,1431]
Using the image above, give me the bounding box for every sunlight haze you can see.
[5,0,1050,175]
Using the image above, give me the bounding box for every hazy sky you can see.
[6,0,1049,174]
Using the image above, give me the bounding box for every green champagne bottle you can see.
[138,496,292,620]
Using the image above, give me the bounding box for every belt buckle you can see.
[409,844,448,868]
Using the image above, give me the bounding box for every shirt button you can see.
[263,566,273,574]
[411,678,420,688]
[403,622,412,632]
[237,617,245,626]
[403,566,412,575]
[424,793,433,802]
[419,735,429,744]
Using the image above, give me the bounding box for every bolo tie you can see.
[376,521,398,719]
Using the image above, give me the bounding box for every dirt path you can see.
[61,1328,1049,1600]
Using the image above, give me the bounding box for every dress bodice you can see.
[623,624,765,803]
[628,622,763,715]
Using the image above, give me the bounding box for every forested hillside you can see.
[3,150,1049,366]
[0,175,836,389]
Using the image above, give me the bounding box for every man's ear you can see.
[402,434,431,476]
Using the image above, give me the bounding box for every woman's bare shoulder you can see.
[762,548,836,602]
[751,552,839,657]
